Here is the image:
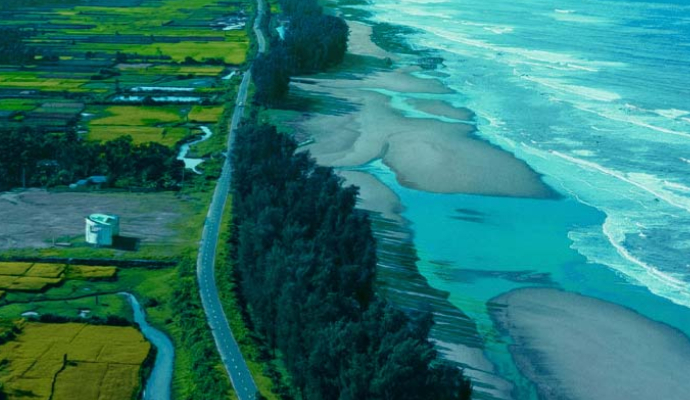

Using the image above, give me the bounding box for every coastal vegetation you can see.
[229,122,472,399]
[252,0,349,105]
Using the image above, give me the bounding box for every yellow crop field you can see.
[88,125,167,144]
[0,322,150,400]
[66,265,118,280]
[188,105,224,123]
[25,263,66,278]
[0,276,18,290]
[0,262,33,276]
[98,364,141,400]
[7,276,62,291]
[90,105,183,126]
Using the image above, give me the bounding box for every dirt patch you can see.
[0,189,190,250]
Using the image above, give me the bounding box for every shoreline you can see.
[291,20,558,198]
[269,17,549,398]
[490,288,690,400]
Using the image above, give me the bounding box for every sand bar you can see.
[491,288,690,400]
[289,20,555,198]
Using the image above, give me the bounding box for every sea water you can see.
[346,0,690,398]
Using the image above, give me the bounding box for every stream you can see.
[177,126,214,173]
[121,292,174,400]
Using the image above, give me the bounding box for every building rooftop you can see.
[88,213,118,225]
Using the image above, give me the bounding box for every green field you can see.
[0,322,150,400]
[1,0,250,147]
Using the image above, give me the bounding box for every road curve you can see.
[196,1,267,400]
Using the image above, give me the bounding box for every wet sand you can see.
[293,21,555,198]
[491,288,690,400]
[406,98,475,121]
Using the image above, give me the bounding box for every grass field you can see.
[89,105,184,126]
[188,105,225,123]
[0,322,150,400]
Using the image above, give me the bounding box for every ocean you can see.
[341,0,690,398]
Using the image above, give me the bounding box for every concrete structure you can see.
[85,213,120,246]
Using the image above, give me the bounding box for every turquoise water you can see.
[122,293,174,400]
[340,0,690,397]
[355,160,690,398]
[351,0,690,308]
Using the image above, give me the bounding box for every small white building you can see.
[85,214,120,246]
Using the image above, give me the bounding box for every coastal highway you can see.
[196,1,266,400]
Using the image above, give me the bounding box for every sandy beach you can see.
[289,21,556,198]
[491,288,690,400]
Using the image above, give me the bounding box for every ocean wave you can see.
[550,151,690,214]
[550,12,613,25]
[421,26,625,73]
[655,109,690,120]
[569,217,690,309]
[521,76,622,102]
[573,104,690,140]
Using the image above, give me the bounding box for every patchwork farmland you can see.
[0,0,250,148]
[0,0,254,398]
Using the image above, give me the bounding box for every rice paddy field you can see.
[0,262,117,293]
[0,0,250,148]
[0,260,179,399]
[0,321,151,400]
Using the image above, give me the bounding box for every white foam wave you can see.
[551,12,612,25]
[484,26,513,35]
[665,180,690,193]
[574,104,690,140]
[555,9,575,14]
[568,217,690,309]
[423,26,624,73]
[655,109,689,120]
[550,151,690,214]
[572,149,596,157]
[522,76,622,102]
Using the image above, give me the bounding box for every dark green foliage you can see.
[284,14,349,74]
[0,28,37,65]
[230,122,472,399]
[252,48,291,106]
[253,0,349,105]
[173,258,231,400]
[0,0,83,9]
[0,127,184,191]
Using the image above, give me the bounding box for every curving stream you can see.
[121,292,174,400]
[177,126,214,173]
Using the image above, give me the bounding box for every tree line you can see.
[229,122,472,399]
[0,28,38,65]
[251,0,349,105]
[0,127,184,191]
[0,0,82,10]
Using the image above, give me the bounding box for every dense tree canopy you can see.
[0,28,37,65]
[252,0,349,105]
[230,122,472,399]
[0,127,184,191]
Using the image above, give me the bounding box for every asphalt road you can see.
[195,1,267,400]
